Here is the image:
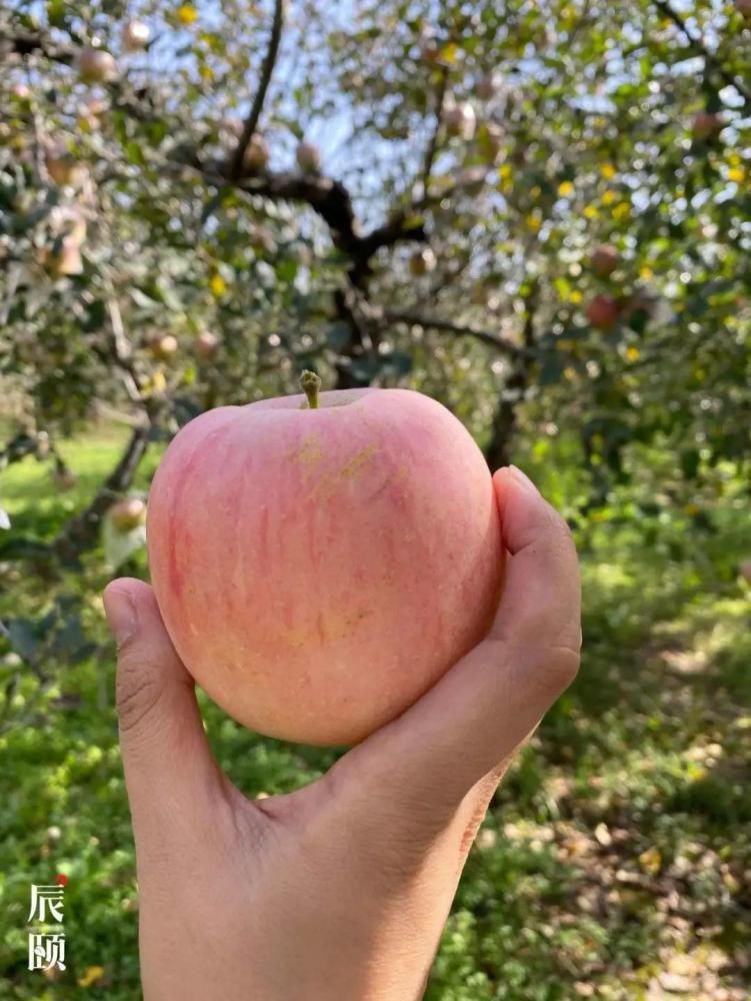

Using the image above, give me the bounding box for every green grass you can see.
[1,428,750,999]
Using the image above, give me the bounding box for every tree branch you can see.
[51,425,150,562]
[484,280,540,471]
[651,0,751,107]
[420,65,449,195]
[382,309,524,357]
[228,0,285,180]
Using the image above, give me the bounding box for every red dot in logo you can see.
[55,874,68,886]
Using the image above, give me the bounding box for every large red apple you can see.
[147,381,503,745]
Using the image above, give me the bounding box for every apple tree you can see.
[0,0,749,654]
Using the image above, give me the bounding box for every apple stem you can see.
[300,370,322,409]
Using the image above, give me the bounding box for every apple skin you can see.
[147,388,503,746]
[586,294,619,330]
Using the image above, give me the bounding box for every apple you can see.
[78,47,118,84]
[296,141,321,174]
[108,497,147,532]
[475,72,501,101]
[147,378,503,745]
[49,206,87,245]
[692,111,723,141]
[586,294,619,330]
[122,19,150,52]
[444,101,476,140]
[149,334,178,360]
[196,331,220,360]
[243,134,269,172]
[591,244,619,278]
[39,238,83,278]
[45,142,80,186]
[409,247,437,276]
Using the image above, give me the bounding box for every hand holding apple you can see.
[104,464,580,1001]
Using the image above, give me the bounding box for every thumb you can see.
[104,578,224,846]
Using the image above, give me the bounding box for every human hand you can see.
[103,465,581,1001]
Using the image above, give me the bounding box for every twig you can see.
[383,310,524,357]
[228,0,285,180]
[420,65,449,196]
[52,425,151,562]
[651,0,751,106]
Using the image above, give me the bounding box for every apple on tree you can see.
[147,373,503,746]
[108,496,147,532]
[195,331,220,361]
[692,111,723,141]
[586,293,619,330]
[591,244,619,278]
[148,334,179,361]
[78,46,118,84]
[122,19,150,53]
[296,141,321,175]
[444,101,477,140]
[409,247,437,276]
[45,142,81,187]
[243,134,270,172]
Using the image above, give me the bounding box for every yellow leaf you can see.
[625,346,640,362]
[563,366,576,380]
[525,211,542,232]
[569,289,583,304]
[583,204,599,219]
[639,265,653,280]
[210,273,227,297]
[558,180,575,196]
[600,163,616,179]
[78,966,105,988]
[638,847,662,874]
[684,503,700,516]
[601,189,617,205]
[439,42,460,64]
[727,167,745,184]
[612,202,631,220]
[177,4,198,25]
[499,163,513,181]
[199,63,214,82]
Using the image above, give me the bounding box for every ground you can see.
[0,427,749,999]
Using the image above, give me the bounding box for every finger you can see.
[103,578,227,848]
[330,466,581,821]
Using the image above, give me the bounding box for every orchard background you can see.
[1,0,750,997]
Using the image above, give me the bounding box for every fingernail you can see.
[103,584,137,646]
[509,465,538,493]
